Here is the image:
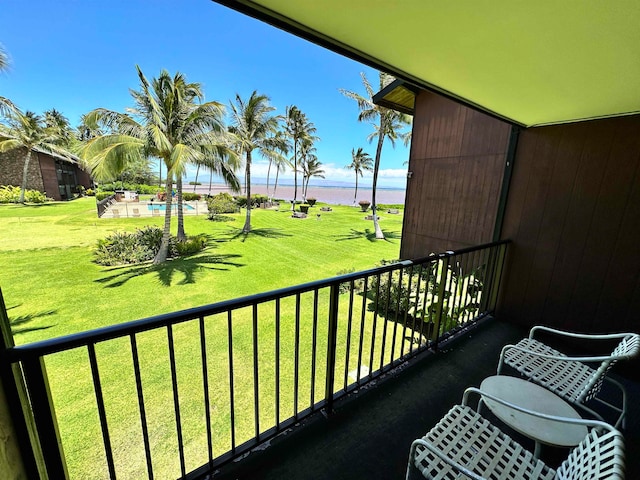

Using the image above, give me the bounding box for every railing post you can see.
[21,356,69,479]
[486,243,508,313]
[324,284,340,413]
[432,256,450,351]
[0,289,46,479]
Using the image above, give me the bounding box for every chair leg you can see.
[600,376,628,430]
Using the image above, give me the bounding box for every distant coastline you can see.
[191,182,406,206]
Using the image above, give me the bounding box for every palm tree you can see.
[265,130,289,199]
[346,147,373,204]
[81,66,237,262]
[0,109,72,203]
[302,155,325,200]
[229,91,279,233]
[44,108,73,147]
[285,106,316,210]
[0,44,8,71]
[0,44,17,117]
[341,72,411,239]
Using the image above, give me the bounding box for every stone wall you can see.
[0,148,45,192]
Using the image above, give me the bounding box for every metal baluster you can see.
[227,311,236,452]
[166,325,185,478]
[199,317,213,469]
[130,334,153,479]
[343,280,355,390]
[87,343,116,479]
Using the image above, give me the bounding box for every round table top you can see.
[480,375,588,447]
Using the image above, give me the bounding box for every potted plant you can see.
[299,204,310,214]
[306,197,317,206]
[358,200,371,212]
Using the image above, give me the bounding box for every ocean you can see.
[192,183,406,206]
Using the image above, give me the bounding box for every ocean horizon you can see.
[191,181,406,206]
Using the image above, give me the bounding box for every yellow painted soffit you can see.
[236,0,640,127]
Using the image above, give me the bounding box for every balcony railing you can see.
[1,240,508,479]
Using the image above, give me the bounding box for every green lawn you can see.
[0,198,406,479]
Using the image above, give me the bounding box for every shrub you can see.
[24,190,48,203]
[253,194,268,205]
[0,186,49,204]
[97,182,159,195]
[94,226,205,265]
[96,192,115,202]
[235,196,247,208]
[182,192,201,201]
[85,189,95,196]
[175,234,207,256]
[188,181,202,185]
[94,230,157,266]
[367,259,484,341]
[335,268,365,294]
[207,193,239,218]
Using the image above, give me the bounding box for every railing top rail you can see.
[6,240,509,362]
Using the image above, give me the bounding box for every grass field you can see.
[0,197,405,479]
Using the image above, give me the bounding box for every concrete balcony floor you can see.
[215,319,640,479]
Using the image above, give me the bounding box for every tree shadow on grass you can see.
[5,304,57,336]
[334,228,401,243]
[218,227,292,243]
[95,253,245,288]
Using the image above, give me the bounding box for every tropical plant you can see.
[341,72,411,239]
[0,185,47,203]
[0,44,8,72]
[80,66,238,262]
[347,147,373,204]
[229,91,280,233]
[44,108,73,147]
[284,106,316,210]
[265,130,289,199]
[0,109,73,203]
[0,45,17,118]
[302,154,325,200]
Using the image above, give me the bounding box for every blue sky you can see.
[0,0,411,188]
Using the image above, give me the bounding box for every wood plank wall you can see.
[498,116,640,333]
[400,91,511,258]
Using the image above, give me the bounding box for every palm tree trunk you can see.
[292,143,298,211]
[274,166,280,198]
[372,132,385,240]
[19,149,32,203]
[193,165,200,193]
[154,171,173,264]
[266,159,272,199]
[177,175,186,241]
[243,151,252,233]
[354,173,359,205]
[208,169,213,196]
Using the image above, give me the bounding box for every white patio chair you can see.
[406,388,625,480]
[497,326,640,429]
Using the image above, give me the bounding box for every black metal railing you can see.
[1,240,508,479]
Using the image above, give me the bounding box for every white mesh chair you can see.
[497,326,640,429]
[406,388,625,480]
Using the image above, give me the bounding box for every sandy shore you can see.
[191,184,406,206]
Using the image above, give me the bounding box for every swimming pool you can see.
[147,203,195,211]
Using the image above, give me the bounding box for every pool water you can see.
[147,203,195,211]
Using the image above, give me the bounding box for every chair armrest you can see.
[500,343,619,363]
[409,439,487,480]
[530,325,634,342]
